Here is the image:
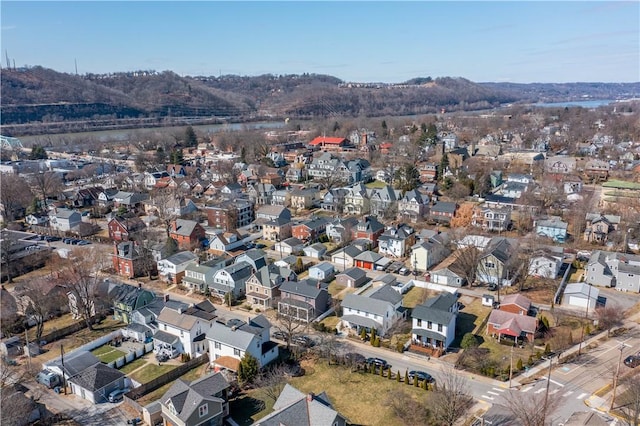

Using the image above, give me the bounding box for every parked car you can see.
[77,240,91,245]
[293,335,314,347]
[366,357,390,369]
[408,370,435,383]
[398,267,410,276]
[272,331,289,341]
[625,355,640,368]
[108,388,129,403]
[36,370,61,389]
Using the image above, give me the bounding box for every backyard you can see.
[136,363,210,406]
[91,344,127,364]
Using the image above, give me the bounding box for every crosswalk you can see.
[479,386,589,402]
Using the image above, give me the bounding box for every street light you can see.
[542,351,561,424]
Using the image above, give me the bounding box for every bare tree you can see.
[0,359,42,426]
[275,305,306,351]
[29,171,63,208]
[619,374,640,426]
[254,364,288,405]
[16,277,67,343]
[385,389,432,425]
[59,247,110,330]
[132,228,165,279]
[0,174,33,221]
[148,188,180,236]
[595,304,625,338]
[430,366,474,426]
[502,388,560,426]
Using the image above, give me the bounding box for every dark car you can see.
[366,357,390,369]
[272,331,289,341]
[77,240,91,245]
[408,370,435,383]
[155,353,169,363]
[63,238,73,244]
[625,355,640,368]
[293,335,314,347]
[44,236,61,242]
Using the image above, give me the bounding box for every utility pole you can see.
[578,283,593,356]
[24,329,31,369]
[60,344,67,395]
[542,355,554,424]
[610,343,626,411]
[509,344,514,388]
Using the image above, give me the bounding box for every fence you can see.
[125,353,210,401]
[410,279,458,294]
[45,330,123,366]
[554,262,574,305]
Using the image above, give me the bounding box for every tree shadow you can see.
[229,395,267,426]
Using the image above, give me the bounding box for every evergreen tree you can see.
[30,145,48,160]
[516,358,524,371]
[169,149,184,165]
[396,370,401,382]
[439,153,449,180]
[393,163,420,192]
[405,370,409,385]
[164,237,178,256]
[238,353,259,385]
[184,126,198,147]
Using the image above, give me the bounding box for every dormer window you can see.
[198,404,208,417]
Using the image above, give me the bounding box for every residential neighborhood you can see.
[1,98,640,426]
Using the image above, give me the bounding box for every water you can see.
[17,120,286,145]
[529,99,615,108]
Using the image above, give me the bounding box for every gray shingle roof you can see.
[164,251,198,265]
[412,293,457,324]
[69,363,125,392]
[162,373,229,423]
[255,384,344,426]
[280,279,325,298]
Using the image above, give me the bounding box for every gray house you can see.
[336,267,369,288]
[586,250,640,292]
[278,279,330,322]
[308,262,335,282]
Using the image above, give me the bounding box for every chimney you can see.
[316,281,321,289]
[138,282,142,289]
[163,293,170,302]
[307,392,314,402]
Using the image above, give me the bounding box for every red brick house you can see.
[169,219,206,250]
[108,216,146,242]
[309,136,351,151]
[486,294,537,343]
[351,216,385,248]
[498,294,532,315]
[112,241,145,278]
[291,218,328,243]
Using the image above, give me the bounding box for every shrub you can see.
[585,324,591,335]
[388,368,392,380]
[405,370,409,384]
[380,365,384,377]
[255,308,261,313]
[516,358,523,371]
[535,350,542,359]
[360,328,367,340]
[243,304,252,311]
[414,375,419,387]
[396,341,405,353]
[421,380,427,390]
[461,333,479,349]
[544,343,551,355]
[528,355,534,366]
[372,336,381,347]
[396,370,401,382]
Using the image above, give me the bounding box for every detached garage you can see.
[562,282,601,310]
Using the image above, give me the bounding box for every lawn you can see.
[26,313,82,342]
[119,358,147,375]
[288,360,432,426]
[451,298,491,347]
[320,314,340,330]
[230,389,276,426]
[365,180,388,189]
[136,363,210,406]
[91,345,126,364]
[130,363,177,384]
[402,286,434,309]
[602,180,640,190]
[568,268,584,283]
[327,280,345,298]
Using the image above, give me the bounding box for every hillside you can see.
[1,66,639,136]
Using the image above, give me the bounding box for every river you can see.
[17,120,286,146]
[528,99,616,108]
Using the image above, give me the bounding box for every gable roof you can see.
[70,363,125,392]
[162,251,198,266]
[171,219,202,237]
[162,373,229,423]
[309,136,348,146]
[488,310,537,334]
[280,279,325,298]
[412,292,458,324]
[500,294,532,312]
[338,267,367,280]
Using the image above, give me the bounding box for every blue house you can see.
[535,216,568,243]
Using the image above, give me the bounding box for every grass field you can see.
[365,180,388,189]
[328,281,345,298]
[130,363,177,383]
[91,345,127,364]
[402,286,433,308]
[602,180,640,190]
[119,358,147,375]
[230,388,276,426]
[320,314,340,330]
[136,363,210,406]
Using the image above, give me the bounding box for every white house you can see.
[208,261,253,297]
[208,231,244,254]
[207,315,278,369]
[340,285,404,335]
[49,208,81,232]
[377,224,415,258]
[528,252,563,279]
[308,262,335,282]
[410,234,450,273]
[154,300,218,358]
[411,292,459,351]
[273,237,304,256]
[156,251,198,283]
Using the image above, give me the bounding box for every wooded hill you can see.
[2,66,639,133]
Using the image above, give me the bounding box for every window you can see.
[485,262,495,269]
[417,319,422,327]
[249,286,253,291]
[163,324,167,331]
[265,289,268,294]
[215,342,221,349]
[427,321,432,329]
[198,404,208,417]
[234,348,241,356]
[438,324,443,332]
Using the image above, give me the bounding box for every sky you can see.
[1,1,639,84]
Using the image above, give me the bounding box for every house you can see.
[290,188,319,211]
[325,216,358,244]
[476,238,514,285]
[545,156,577,174]
[159,372,230,426]
[270,189,292,207]
[377,224,415,258]
[410,233,450,273]
[486,308,538,344]
[411,292,459,353]
[278,279,330,322]
[25,214,49,227]
[254,384,348,426]
[144,171,170,189]
[181,258,228,293]
[341,284,404,335]
[206,201,255,231]
[303,243,327,259]
[262,218,293,242]
[273,237,305,257]
[169,219,206,250]
[584,159,609,181]
[535,216,568,243]
[144,196,198,218]
[472,206,512,232]
[354,250,383,270]
[49,208,81,232]
[308,262,335,282]
[112,241,146,279]
[335,267,369,288]
[68,363,126,404]
[331,245,362,271]
[157,251,199,284]
[255,205,291,223]
[586,250,640,291]
[351,215,385,248]
[106,283,155,324]
[291,217,328,243]
[528,251,563,279]
[207,231,243,255]
[583,213,621,244]
[155,300,218,358]
[562,282,601,310]
[343,183,371,216]
[220,183,243,198]
[369,185,401,218]
[209,261,254,298]
[397,189,429,223]
[320,188,347,213]
[429,201,457,224]
[107,216,146,242]
[245,264,295,309]
[112,191,148,212]
[207,315,278,369]
[247,183,277,206]
[309,136,351,150]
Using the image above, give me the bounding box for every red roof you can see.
[380,142,393,149]
[309,136,347,146]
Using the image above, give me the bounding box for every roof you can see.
[500,294,532,312]
[310,262,334,274]
[69,363,125,392]
[585,213,621,225]
[171,219,201,237]
[487,310,537,334]
[51,350,100,377]
[354,250,382,263]
[162,373,229,423]
[341,314,380,330]
[56,208,80,219]
[332,245,362,259]
[481,237,512,264]
[563,283,599,299]
[158,307,199,330]
[338,267,367,280]
[412,293,458,324]
[207,321,260,352]
[368,284,403,305]
[255,384,344,426]
[280,279,324,298]
[309,136,347,146]
[153,330,180,345]
[162,251,198,266]
[431,201,457,214]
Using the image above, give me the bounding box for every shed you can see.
[482,294,495,307]
[562,282,601,310]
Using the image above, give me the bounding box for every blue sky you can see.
[1,1,638,83]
